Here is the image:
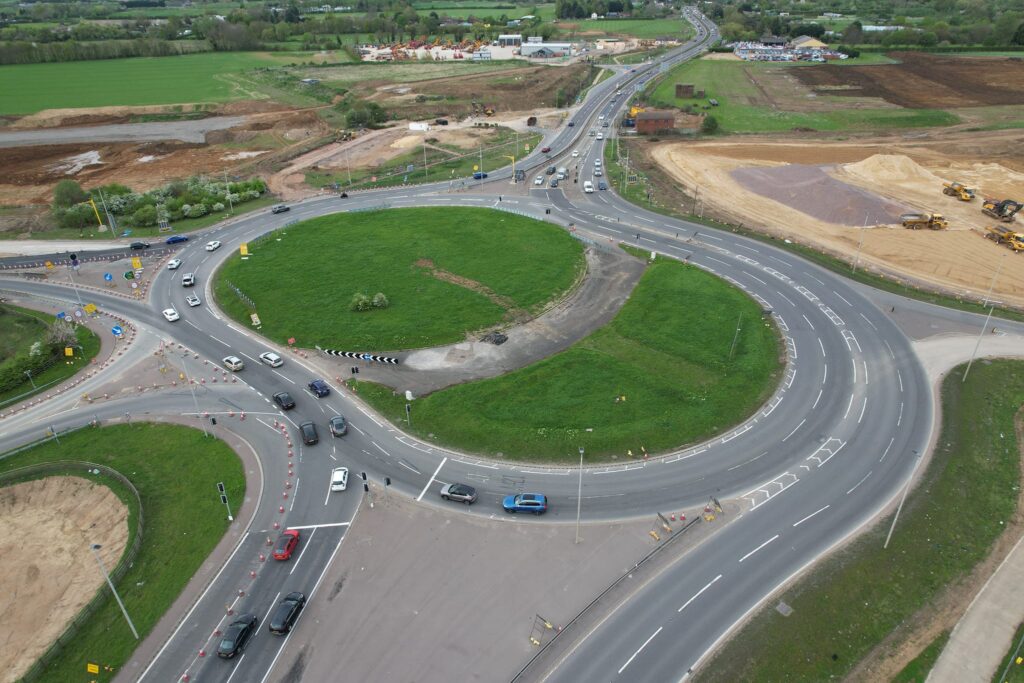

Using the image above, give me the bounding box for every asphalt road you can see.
[2,10,1018,683]
[0,115,249,148]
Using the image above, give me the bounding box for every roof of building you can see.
[637,111,675,120]
[791,35,828,48]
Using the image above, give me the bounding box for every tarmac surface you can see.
[0,116,248,148]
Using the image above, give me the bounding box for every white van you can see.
[556,166,568,179]
[583,180,595,193]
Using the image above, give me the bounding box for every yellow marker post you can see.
[64,347,74,357]
[240,243,249,256]
[87,663,100,674]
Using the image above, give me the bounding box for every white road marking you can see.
[793,505,830,527]
[417,456,448,501]
[286,522,351,530]
[240,352,258,363]
[822,363,828,385]
[818,337,826,357]
[677,574,722,612]
[288,527,316,575]
[289,478,299,512]
[372,441,390,456]
[843,394,855,420]
[897,369,903,393]
[897,401,904,427]
[812,388,823,410]
[209,334,230,347]
[262,591,282,624]
[879,436,896,462]
[618,626,663,674]
[832,290,852,307]
[851,357,858,384]
[846,471,872,495]
[781,419,806,443]
[863,361,869,385]
[738,534,779,563]
[858,396,868,424]
[224,654,247,683]
[272,369,295,384]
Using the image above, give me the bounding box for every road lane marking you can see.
[858,396,868,424]
[879,436,895,463]
[846,471,872,495]
[818,337,826,357]
[793,505,830,527]
[224,654,246,683]
[262,591,282,624]
[417,456,448,501]
[781,419,805,443]
[286,522,351,530]
[617,626,663,674]
[272,369,295,384]
[812,388,823,409]
[677,574,722,612]
[209,334,230,346]
[372,441,390,456]
[843,393,855,420]
[738,534,779,563]
[288,527,316,575]
[240,352,258,363]
[833,290,852,307]
[289,477,299,512]
[897,369,903,393]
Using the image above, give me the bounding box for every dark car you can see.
[273,392,295,410]
[472,171,488,180]
[271,204,290,214]
[308,379,331,398]
[540,146,552,153]
[598,180,608,190]
[549,178,559,188]
[329,415,348,436]
[268,592,306,635]
[546,166,556,175]
[299,421,318,445]
[514,169,526,182]
[165,235,189,244]
[503,492,547,514]
[272,529,300,560]
[129,242,150,250]
[440,483,477,504]
[217,614,258,658]
[567,121,575,127]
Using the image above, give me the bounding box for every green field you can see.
[697,360,1024,682]
[214,207,584,350]
[357,254,782,460]
[412,3,556,20]
[0,303,48,364]
[0,51,316,114]
[1,423,244,682]
[570,17,694,39]
[645,58,959,133]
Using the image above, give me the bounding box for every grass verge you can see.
[995,621,1024,682]
[0,423,244,682]
[696,360,1024,682]
[356,255,782,461]
[0,303,101,408]
[892,630,951,683]
[214,207,584,350]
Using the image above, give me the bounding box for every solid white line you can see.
[417,456,448,502]
[677,575,722,612]
[781,418,806,443]
[812,388,823,410]
[738,534,779,563]
[289,477,299,512]
[793,505,829,527]
[288,527,316,575]
[617,626,663,674]
[846,471,872,495]
[802,313,815,331]
[272,369,295,384]
[285,522,351,530]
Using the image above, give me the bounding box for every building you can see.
[759,34,787,47]
[790,35,828,49]
[520,41,574,58]
[497,34,522,47]
[635,110,675,134]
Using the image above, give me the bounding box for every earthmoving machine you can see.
[629,104,646,118]
[942,181,975,201]
[901,213,949,230]
[982,198,1022,222]
[984,225,1024,252]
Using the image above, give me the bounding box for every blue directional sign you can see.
[56,311,66,319]
[103,272,113,282]
[111,325,124,337]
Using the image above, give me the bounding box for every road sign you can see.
[74,310,82,318]
[45,260,53,269]
[250,313,262,326]
[84,303,97,314]
[56,311,66,319]
[111,325,123,337]
[103,272,113,282]
[131,257,142,270]
[123,271,135,281]
[87,663,99,674]
[239,243,249,256]
[64,347,74,357]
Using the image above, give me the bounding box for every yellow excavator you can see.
[984,225,1024,252]
[901,213,949,230]
[982,198,1022,223]
[942,181,975,201]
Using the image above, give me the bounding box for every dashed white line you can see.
[781,419,806,442]
[832,290,852,307]
[897,401,904,427]
[818,337,826,357]
[738,534,779,563]
[851,357,858,384]
[879,436,895,462]
[372,441,390,456]
[863,361,869,385]
[846,471,872,495]
[843,394,855,420]
[802,314,815,331]
[209,334,230,347]
[677,574,722,612]
[897,369,903,393]
[812,388,823,410]
[289,477,299,512]
[617,626,663,674]
[793,505,829,527]
[858,396,868,424]
[272,369,295,384]
[288,527,316,575]
[822,363,827,385]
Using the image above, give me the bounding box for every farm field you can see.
[411,2,556,20]
[0,51,318,115]
[570,17,694,39]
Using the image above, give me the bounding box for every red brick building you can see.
[635,110,675,134]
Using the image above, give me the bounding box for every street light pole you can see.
[962,305,995,383]
[180,352,208,437]
[575,446,584,544]
[90,543,139,640]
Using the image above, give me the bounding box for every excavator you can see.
[901,213,949,230]
[984,225,1024,252]
[942,181,975,201]
[982,198,1022,222]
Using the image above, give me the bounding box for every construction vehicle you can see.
[942,181,975,201]
[901,213,949,230]
[984,225,1024,252]
[982,198,1023,222]
[629,104,646,118]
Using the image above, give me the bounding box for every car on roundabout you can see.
[259,351,283,367]
[222,356,244,371]
[165,235,189,244]
[308,379,331,398]
[503,493,547,514]
[329,415,348,436]
[273,392,296,410]
[181,272,195,287]
[130,241,150,250]
[162,308,180,322]
[534,175,544,186]
[185,294,201,307]
[205,240,222,251]
[167,258,182,270]
[299,421,319,445]
[217,614,258,658]
[268,592,306,635]
[331,467,349,492]
[440,483,477,504]
[272,529,300,560]
[473,171,488,180]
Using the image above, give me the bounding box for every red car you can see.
[272,529,300,560]
[540,146,551,153]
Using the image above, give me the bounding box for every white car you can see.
[205,240,222,252]
[331,467,349,492]
[167,258,182,270]
[571,150,580,158]
[259,351,283,368]
[185,294,201,307]
[222,356,244,371]
[594,159,602,166]
[534,175,544,186]
[583,180,595,194]
[162,308,180,322]
[596,133,604,140]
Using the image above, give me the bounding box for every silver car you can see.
[440,483,477,504]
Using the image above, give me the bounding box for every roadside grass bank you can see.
[892,631,950,683]
[0,423,244,682]
[0,303,101,408]
[356,255,782,461]
[696,360,1024,682]
[214,207,584,350]
[995,620,1024,682]
[602,137,1024,324]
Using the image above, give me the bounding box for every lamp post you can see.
[575,446,584,544]
[90,543,139,640]
[179,351,208,437]
[503,155,516,184]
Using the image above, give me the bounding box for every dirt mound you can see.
[842,153,946,187]
[0,477,128,683]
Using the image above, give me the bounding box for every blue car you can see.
[503,493,547,515]
[472,172,488,180]
[308,379,331,398]
[165,235,189,244]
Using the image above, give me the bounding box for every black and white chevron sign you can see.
[315,346,399,365]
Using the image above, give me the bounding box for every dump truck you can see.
[984,225,1024,252]
[901,213,949,230]
[982,198,1023,222]
[942,181,975,201]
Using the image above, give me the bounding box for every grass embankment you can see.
[0,303,101,407]
[357,255,782,461]
[892,631,951,682]
[567,17,694,40]
[214,207,584,350]
[1,423,244,682]
[644,58,958,133]
[995,621,1024,682]
[697,360,1024,682]
[306,128,541,191]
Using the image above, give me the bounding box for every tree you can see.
[1014,21,1024,45]
[132,204,158,226]
[53,179,88,208]
[45,319,79,348]
[842,20,863,45]
[701,115,719,134]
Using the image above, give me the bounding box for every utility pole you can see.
[180,352,208,437]
[962,306,995,383]
[90,544,139,640]
[423,139,428,180]
[981,253,1007,308]
[852,215,867,274]
[575,447,584,544]
[728,313,743,359]
[223,171,233,214]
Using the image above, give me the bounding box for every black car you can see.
[273,392,296,410]
[217,614,258,658]
[300,421,318,445]
[269,592,306,635]
[271,204,290,214]
[546,166,556,175]
[567,121,575,127]
[329,415,348,436]
[129,242,150,250]
[308,379,331,398]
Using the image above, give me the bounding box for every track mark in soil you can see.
[414,258,530,322]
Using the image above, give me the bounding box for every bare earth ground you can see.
[649,131,1024,307]
[0,477,128,683]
